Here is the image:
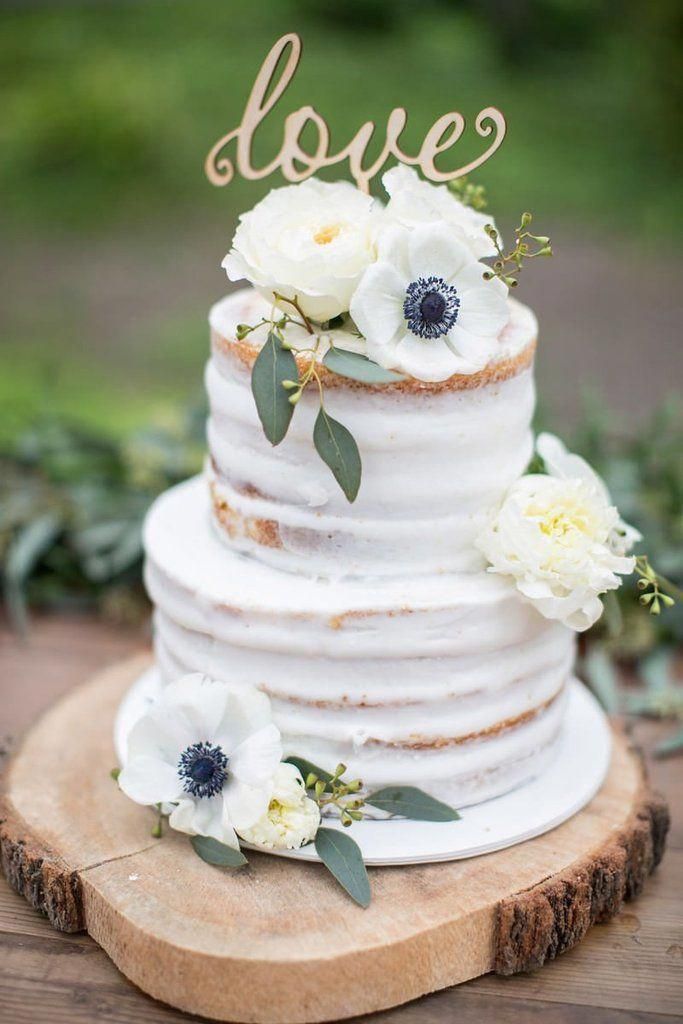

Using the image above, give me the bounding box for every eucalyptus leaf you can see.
[251,332,299,445]
[365,786,460,821]
[190,835,248,868]
[640,648,674,693]
[4,513,63,632]
[284,755,334,788]
[582,645,621,714]
[323,347,406,384]
[314,827,370,907]
[313,407,362,502]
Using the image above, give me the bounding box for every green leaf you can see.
[284,756,334,788]
[314,828,370,907]
[582,645,621,714]
[190,835,248,868]
[654,727,683,758]
[4,513,63,633]
[323,347,406,384]
[365,786,461,821]
[313,407,362,502]
[251,332,298,445]
[640,648,674,693]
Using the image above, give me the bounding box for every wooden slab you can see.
[0,656,669,1024]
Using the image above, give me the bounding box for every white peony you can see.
[349,221,509,382]
[536,432,642,556]
[222,178,380,322]
[382,165,498,260]
[237,762,320,850]
[476,458,637,631]
[118,674,282,849]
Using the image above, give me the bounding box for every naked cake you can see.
[141,169,638,809]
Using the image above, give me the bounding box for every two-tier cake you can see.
[137,168,637,811]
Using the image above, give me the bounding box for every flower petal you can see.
[408,223,473,282]
[163,674,231,742]
[229,724,283,785]
[170,794,239,848]
[391,332,464,382]
[214,687,274,752]
[124,710,193,766]
[445,323,498,369]
[455,286,509,339]
[349,261,406,348]
[224,779,272,831]
[118,755,183,805]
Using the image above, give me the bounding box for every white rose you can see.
[222,178,380,322]
[237,762,320,850]
[349,221,508,382]
[382,165,498,260]
[118,674,282,849]
[536,432,641,556]
[476,472,636,632]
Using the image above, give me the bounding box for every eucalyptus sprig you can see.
[245,294,368,502]
[304,761,365,826]
[635,555,680,615]
[285,754,460,906]
[483,212,553,288]
[447,175,488,210]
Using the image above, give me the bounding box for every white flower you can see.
[222,178,380,322]
[349,221,509,382]
[237,762,320,850]
[118,674,282,849]
[536,432,642,556]
[382,165,498,260]
[476,466,637,631]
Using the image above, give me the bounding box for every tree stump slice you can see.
[0,656,669,1024]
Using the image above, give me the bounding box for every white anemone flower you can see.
[118,674,282,849]
[349,221,509,382]
[238,762,321,850]
[536,432,642,556]
[382,164,498,260]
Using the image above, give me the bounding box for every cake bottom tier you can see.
[143,478,575,808]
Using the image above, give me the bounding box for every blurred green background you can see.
[2,0,681,442]
[1,1,682,734]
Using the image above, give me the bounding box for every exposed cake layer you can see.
[206,287,538,577]
[144,478,573,807]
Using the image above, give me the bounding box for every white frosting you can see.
[143,478,574,806]
[206,287,537,578]
[135,282,575,809]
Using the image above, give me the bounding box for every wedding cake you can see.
[141,168,637,809]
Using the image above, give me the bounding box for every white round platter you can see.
[114,670,611,867]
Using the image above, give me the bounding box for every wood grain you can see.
[0,630,672,1024]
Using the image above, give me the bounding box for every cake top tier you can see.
[215,168,551,507]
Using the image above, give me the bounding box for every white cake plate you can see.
[114,670,611,866]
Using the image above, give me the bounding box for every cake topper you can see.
[205,33,506,194]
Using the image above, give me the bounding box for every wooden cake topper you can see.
[205,33,506,194]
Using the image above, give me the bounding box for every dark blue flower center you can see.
[403,275,460,340]
[178,741,228,799]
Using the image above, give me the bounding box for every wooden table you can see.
[1,615,681,1024]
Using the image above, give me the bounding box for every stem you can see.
[273,293,315,335]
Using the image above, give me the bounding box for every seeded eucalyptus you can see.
[483,212,553,288]
[285,755,462,906]
[447,175,488,210]
[635,556,680,615]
